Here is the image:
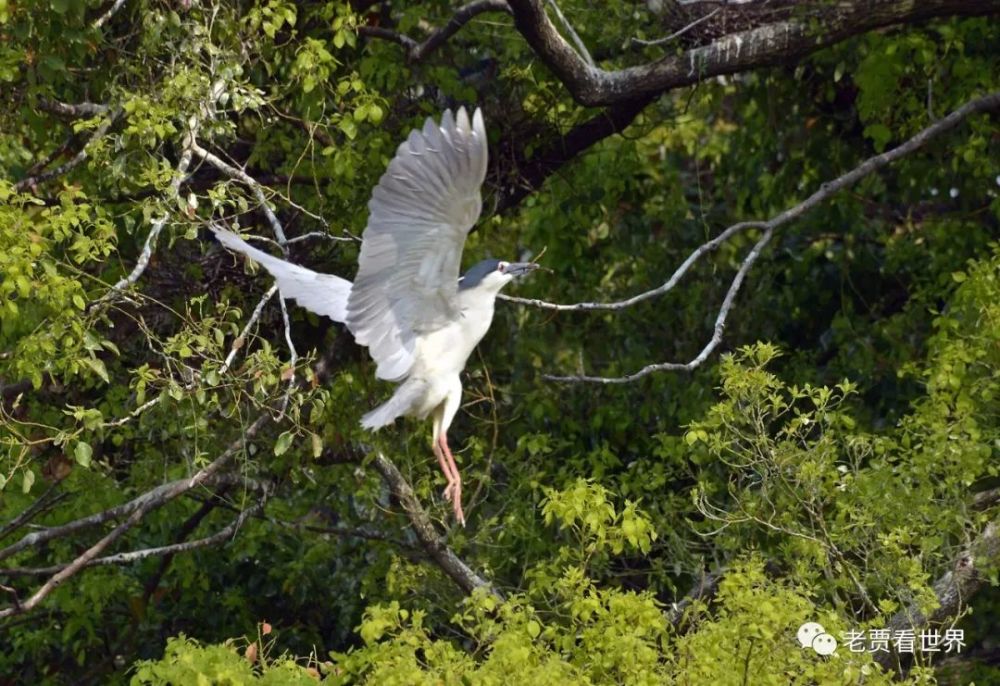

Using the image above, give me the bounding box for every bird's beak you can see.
[505,262,539,277]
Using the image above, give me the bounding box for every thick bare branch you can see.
[358,0,511,63]
[508,0,1000,106]
[371,453,502,600]
[510,90,1000,382]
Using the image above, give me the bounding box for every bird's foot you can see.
[441,479,464,526]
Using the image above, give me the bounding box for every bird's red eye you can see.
[499,261,508,272]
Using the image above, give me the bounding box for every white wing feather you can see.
[213,228,351,323]
[347,107,488,382]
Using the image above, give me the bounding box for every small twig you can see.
[271,518,417,551]
[0,497,266,577]
[93,0,127,28]
[546,0,594,66]
[0,484,68,541]
[219,284,278,376]
[632,8,721,48]
[358,0,511,63]
[191,144,287,244]
[284,231,355,244]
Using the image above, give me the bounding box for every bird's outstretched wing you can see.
[347,107,488,382]
[213,227,351,323]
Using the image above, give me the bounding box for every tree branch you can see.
[13,110,120,193]
[0,413,269,618]
[0,415,268,565]
[508,0,1000,106]
[93,0,128,29]
[875,520,1000,672]
[545,0,593,67]
[505,90,1000,382]
[36,99,109,119]
[358,0,511,63]
[192,146,287,244]
[495,93,657,213]
[0,483,68,542]
[0,496,266,578]
[371,452,502,600]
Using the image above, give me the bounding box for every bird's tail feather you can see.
[212,226,351,323]
[361,379,428,430]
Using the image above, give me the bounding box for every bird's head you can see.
[459,258,538,294]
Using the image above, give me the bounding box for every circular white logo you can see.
[812,632,837,656]
[797,622,837,655]
[797,622,825,648]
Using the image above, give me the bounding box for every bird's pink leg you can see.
[438,433,464,526]
[433,439,456,498]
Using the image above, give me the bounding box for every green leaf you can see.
[274,430,294,456]
[22,468,35,494]
[526,620,541,638]
[84,357,110,383]
[74,442,93,468]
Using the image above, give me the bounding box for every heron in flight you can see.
[213,108,537,525]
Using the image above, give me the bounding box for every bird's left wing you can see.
[213,227,351,323]
[347,108,488,382]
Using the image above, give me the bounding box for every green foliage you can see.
[132,634,320,685]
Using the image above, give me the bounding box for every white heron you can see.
[214,107,537,525]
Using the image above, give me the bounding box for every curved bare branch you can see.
[527,90,1000,382]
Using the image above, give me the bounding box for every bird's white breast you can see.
[410,290,495,379]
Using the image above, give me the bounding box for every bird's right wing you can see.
[347,108,488,382]
[213,227,351,323]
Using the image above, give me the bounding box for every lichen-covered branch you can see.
[371,452,502,600]
[508,0,1000,106]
